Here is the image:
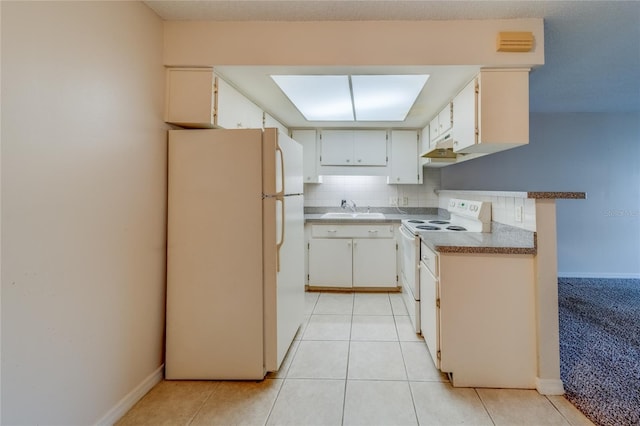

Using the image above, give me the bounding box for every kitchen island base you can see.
[433,252,538,389]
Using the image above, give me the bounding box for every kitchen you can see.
[2,1,639,425]
[160,17,570,384]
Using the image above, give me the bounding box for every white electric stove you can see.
[398,199,492,334]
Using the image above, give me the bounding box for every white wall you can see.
[304,169,440,208]
[441,113,640,278]
[1,2,167,424]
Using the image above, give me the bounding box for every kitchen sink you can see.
[320,212,386,219]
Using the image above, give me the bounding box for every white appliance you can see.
[399,199,491,334]
[165,128,305,380]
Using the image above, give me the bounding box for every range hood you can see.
[421,133,456,160]
[420,133,487,167]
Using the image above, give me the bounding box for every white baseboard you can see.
[558,272,640,279]
[95,364,164,426]
[536,377,565,395]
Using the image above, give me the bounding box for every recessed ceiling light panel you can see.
[352,75,429,121]
[271,74,429,122]
[271,75,354,121]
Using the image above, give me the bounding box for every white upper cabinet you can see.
[388,130,422,184]
[353,130,387,165]
[453,69,530,153]
[429,102,453,145]
[292,129,322,184]
[264,113,288,135]
[320,130,387,166]
[216,78,264,130]
[164,68,263,129]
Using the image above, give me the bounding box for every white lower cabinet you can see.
[352,238,397,287]
[419,245,440,369]
[307,224,397,289]
[308,239,352,287]
[419,245,538,389]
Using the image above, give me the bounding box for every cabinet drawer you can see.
[311,224,394,238]
[420,241,438,276]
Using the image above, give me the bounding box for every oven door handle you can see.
[399,225,416,242]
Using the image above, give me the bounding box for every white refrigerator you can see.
[165,128,305,380]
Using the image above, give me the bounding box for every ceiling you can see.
[145,1,640,128]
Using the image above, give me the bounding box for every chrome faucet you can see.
[341,199,357,213]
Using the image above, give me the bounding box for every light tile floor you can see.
[117,291,594,426]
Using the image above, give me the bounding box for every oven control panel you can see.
[448,199,491,222]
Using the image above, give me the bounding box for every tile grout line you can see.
[263,292,318,425]
[474,388,497,426]
[393,293,421,425]
[186,383,219,426]
[545,395,581,426]
[340,291,356,426]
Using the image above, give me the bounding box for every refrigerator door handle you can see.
[275,143,285,198]
[276,197,285,272]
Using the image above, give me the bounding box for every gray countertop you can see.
[304,214,536,255]
[418,223,536,255]
[437,189,586,200]
[304,213,427,224]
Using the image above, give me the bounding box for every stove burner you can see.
[407,220,426,224]
[429,220,450,225]
[446,226,467,231]
[417,225,441,231]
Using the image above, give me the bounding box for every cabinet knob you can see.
[357,159,362,163]
[346,159,350,163]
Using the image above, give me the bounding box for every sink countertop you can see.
[304,214,536,255]
[304,213,434,224]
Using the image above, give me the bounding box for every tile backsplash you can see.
[304,169,441,208]
[437,190,536,231]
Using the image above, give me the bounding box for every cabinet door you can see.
[429,115,440,142]
[452,77,477,152]
[216,78,263,129]
[389,130,420,184]
[419,262,440,368]
[264,113,288,134]
[353,130,387,166]
[308,239,352,287]
[438,103,453,135]
[292,130,321,183]
[420,124,431,152]
[353,238,397,288]
[320,130,354,165]
[165,68,215,128]
[477,70,529,148]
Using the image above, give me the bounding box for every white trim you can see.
[558,272,640,279]
[536,377,565,395]
[95,364,164,426]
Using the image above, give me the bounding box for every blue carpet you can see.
[558,278,640,426]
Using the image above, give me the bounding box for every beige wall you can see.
[164,19,544,67]
[1,1,167,424]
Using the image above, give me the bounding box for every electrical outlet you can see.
[402,196,409,206]
[389,196,398,206]
[515,205,523,222]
